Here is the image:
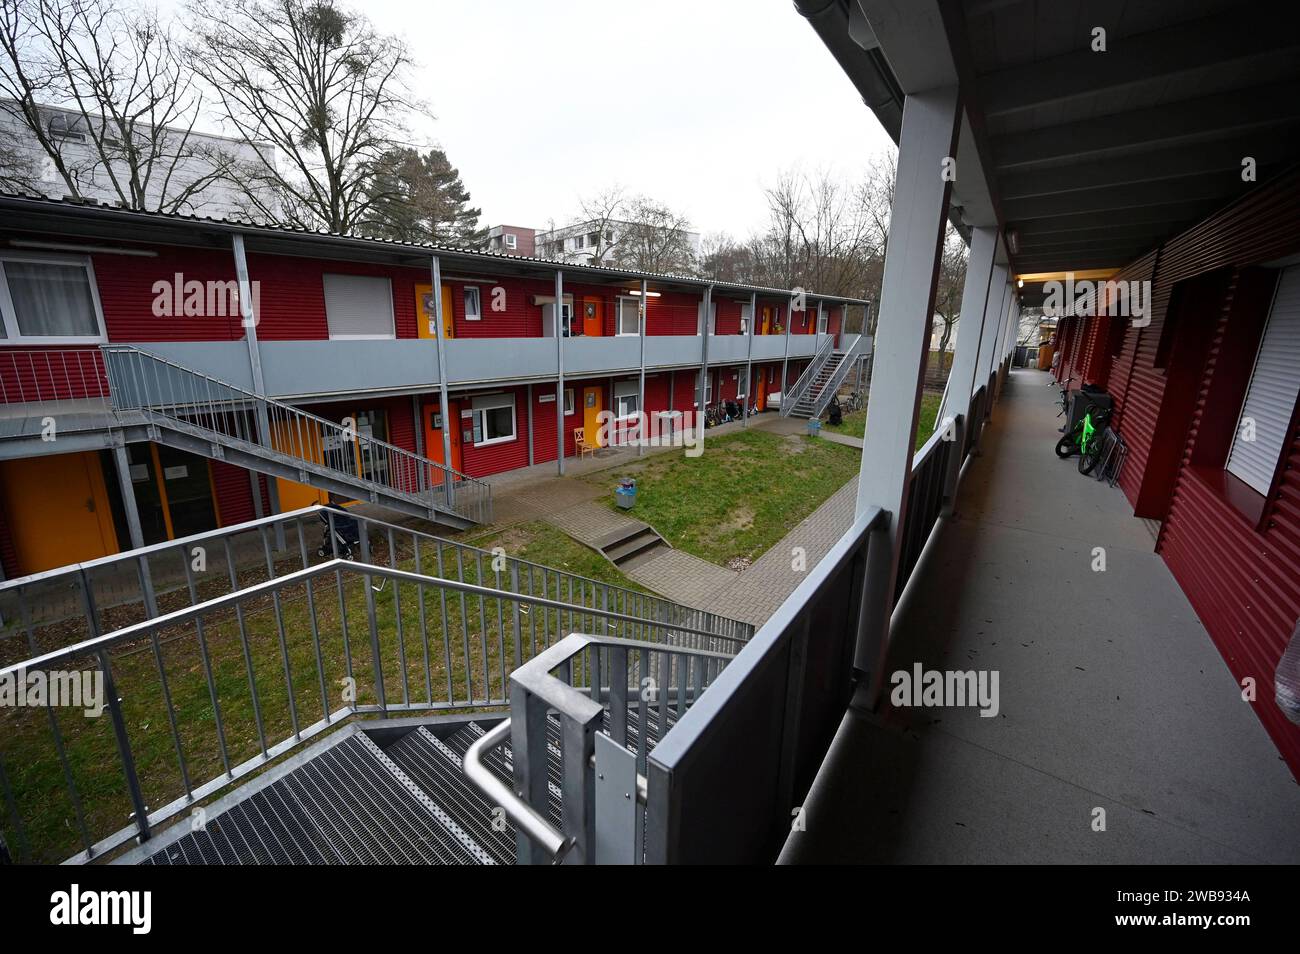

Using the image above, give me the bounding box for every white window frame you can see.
[564,387,575,415]
[614,379,640,420]
[697,300,717,336]
[695,369,713,407]
[464,285,482,321]
[616,296,641,336]
[737,366,748,399]
[471,392,517,447]
[504,233,517,250]
[817,308,828,335]
[0,252,108,345]
[323,273,395,340]
[739,303,751,337]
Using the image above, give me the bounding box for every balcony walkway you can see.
[780,369,1300,864]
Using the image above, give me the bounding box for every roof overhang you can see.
[799,0,1300,307]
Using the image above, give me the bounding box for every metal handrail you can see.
[466,632,733,864]
[0,347,109,404]
[463,719,570,861]
[2,554,742,864]
[0,503,754,647]
[806,334,869,419]
[100,344,491,524]
[779,335,836,417]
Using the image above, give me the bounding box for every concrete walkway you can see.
[780,369,1300,864]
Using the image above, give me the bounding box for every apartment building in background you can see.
[0,100,272,220]
[534,219,702,268]
[483,224,536,256]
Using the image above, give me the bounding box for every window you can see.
[0,255,105,342]
[1226,265,1300,495]
[614,380,639,420]
[697,300,717,335]
[472,393,516,446]
[739,303,751,336]
[323,274,394,339]
[540,298,575,336]
[817,308,828,334]
[617,296,641,336]
[504,234,517,250]
[464,286,482,320]
[737,366,748,399]
[695,369,712,407]
[564,388,575,415]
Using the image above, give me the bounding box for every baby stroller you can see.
[317,503,361,560]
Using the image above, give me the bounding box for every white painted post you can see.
[940,226,997,423]
[638,278,648,455]
[852,85,962,703]
[555,269,566,475]
[430,256,455,506]
[742,292,756,426]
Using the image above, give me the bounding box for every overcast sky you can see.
[343,0,895,238]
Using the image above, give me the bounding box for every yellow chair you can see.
[574,427,599,460]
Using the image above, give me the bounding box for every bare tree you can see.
[0,0,238,212]
[932,224,968,370]
[697,231,752,282]
[574,185,625,265]
[188,0,418,231]
[744,167,882,330]
[613,194,696,273]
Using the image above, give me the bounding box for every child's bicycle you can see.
[1055,402,1113,475]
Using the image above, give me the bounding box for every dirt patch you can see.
[725,556,753,571]
[782,434,807,454]
[718,503,755,535]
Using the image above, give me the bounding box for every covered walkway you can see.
[781,370,1300,864]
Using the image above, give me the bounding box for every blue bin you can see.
[807,419,822,437]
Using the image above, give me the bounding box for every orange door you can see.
[416,285,456,339]
[761,307,773,335]
[582,297,603,337]
[583,386,604,447]
[423,399,463,473]
[756,368,767,411]
[271,419,329,510]
[0,451,119,573]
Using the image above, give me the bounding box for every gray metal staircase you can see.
[781,335,870,420]
[133,701,690,866]
[102,345,490,528]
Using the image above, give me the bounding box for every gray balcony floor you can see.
[780,369,1300,864]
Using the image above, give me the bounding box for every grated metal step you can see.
[140,733,496,865]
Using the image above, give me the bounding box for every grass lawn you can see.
[586,428,860,567]
[824,391,944,450]
[0,519,646,863]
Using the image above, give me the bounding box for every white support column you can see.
[852,85,962,703]
[696,285,714,426]
[742,291,757,426]
[975,267,1009,393]
[234,234,281,544]
[526,383,535,466]
[781,293,792,398]
[637,278,648,455]
[554,270,566,475]
[939,226,996,423]
[430,256,455,505]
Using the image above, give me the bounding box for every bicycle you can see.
[1055,402,1113,474]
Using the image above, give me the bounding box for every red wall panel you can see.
[92,245,246,342]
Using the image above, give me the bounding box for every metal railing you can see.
[0,504,753,659]
[464,632,733,864]
[0,547,748,864]
[778,335,836,417]
[894,413,964,601]
[805,334,870,419]
[100,345,491,525]
[0,348,109,405]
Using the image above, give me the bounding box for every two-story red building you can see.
[0,195,865,578]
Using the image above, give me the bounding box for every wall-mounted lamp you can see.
[627,290,661,297]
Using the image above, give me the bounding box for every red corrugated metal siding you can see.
[448,277,546,338]
[1090,172,1300,776]
[714,298,743,335]
[0,346,107,404]
[647,292,703,335]
[211,460,261,527]
[247,255,419,340]
[92,246,246,341]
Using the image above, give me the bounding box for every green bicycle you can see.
[1055,403,1113,475]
